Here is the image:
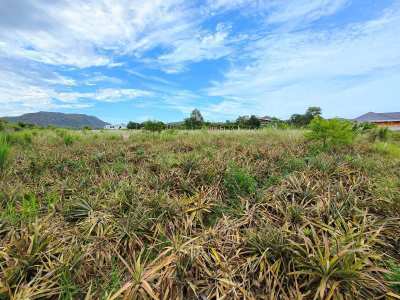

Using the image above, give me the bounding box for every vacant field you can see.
[1,128,400,299]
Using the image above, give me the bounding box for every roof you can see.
[258,115,273,121]
[354,112,400,122]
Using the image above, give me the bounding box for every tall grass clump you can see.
[373,142,400,158]
[0,133,10,171]
[368,126,390,142]
[63,134,74,146]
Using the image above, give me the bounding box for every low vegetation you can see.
[0,123,399,299]
[0,134,10,172]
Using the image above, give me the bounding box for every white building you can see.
[104,123,127,130]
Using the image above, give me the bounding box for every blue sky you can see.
[0,0,399,123]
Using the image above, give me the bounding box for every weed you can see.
[63,134,75,146]
[373,142,400,158]
[369,126,390,142]
[21,193,39,220]
[0,133,10,171]
[224,163,257,198]
[386,261,400,293]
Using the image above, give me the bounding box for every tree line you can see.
[126,106,325,132]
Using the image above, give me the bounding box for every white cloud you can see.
[0,67,153,116]
[206,5,400,118]
[156,23,234,72]
[0,0,203,69]
[265,0,349,24]
[206,0,349,24]
[84,74,123,86]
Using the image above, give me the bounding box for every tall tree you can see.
[248,115,261,129]
[306,107,322,118]
[190,109,204,122]
[185,109,204,129]
[289,107,322,127]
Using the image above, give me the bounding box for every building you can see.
[354,112,400,130]
[104,123,127,130]
[257,115,273,125]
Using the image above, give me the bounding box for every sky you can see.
[0,0,399,123]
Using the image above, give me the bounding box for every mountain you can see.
[2,111,109,129]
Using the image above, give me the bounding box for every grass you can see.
[374,141,400,158]
[0,133,10,171]
[0,128,399,299]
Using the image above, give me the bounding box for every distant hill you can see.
[2,111,109,129]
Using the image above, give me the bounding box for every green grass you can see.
[374,141,400,158]
[0,127,399,299]
[0,133,10,171]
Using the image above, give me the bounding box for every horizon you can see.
[4,109,398,125]
[1,0,399,123]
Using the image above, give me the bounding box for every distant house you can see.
[257,115,273,125]
[354,112,400,130]
[104,123,127,130]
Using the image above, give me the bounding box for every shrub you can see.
[13,131,33,145]
[143,120,165,133]
[0,134,10,171]
[63,134,75,146]
[368,127,389,142]
[306,117,356,148]
[127,121,141,130]
[224,164,257,198]
[373,142,400,158]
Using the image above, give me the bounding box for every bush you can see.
[373,142,400,158]
[235,115,261,129]
[63,134,75,146]
[6,131,33,145]
[0,134,10,171]
[224,164,257,198]
[127,121,141,130]
[368,127,389,142]
[353,122,376,133]
[306,117,356,148]
[143,121,165,133]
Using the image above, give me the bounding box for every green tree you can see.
[236,116,249,129]
[306,117,356,148]
[127,121,141,130]
[306,107,322,119]
[190,109,204,122]
[143,121,165,133]
[290,107,322,127]
[247,115,261,129]
[185,109,204,129]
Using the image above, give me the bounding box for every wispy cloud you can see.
[206,3,400,118]
[156,23,235,73]
[0,0,398,119]
[0,0,197,68]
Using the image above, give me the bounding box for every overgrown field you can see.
[1,128,400,299]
